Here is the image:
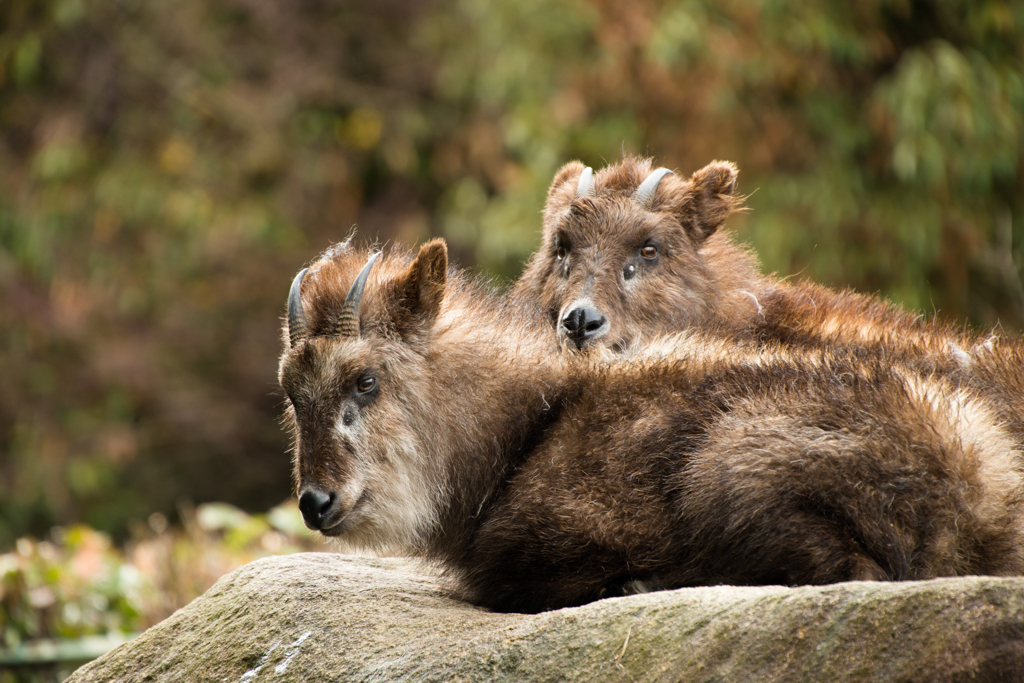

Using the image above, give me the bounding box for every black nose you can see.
[561,305,608,347]
[298,487,336,530]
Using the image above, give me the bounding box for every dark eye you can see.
[641,245,658,260]
[556,246,567,261]
[357,376,376,393]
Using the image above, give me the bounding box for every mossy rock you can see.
[68,553,1024,682]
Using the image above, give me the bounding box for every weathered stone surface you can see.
[69,553,1024,682]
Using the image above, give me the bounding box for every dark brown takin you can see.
[278,239,1024,613]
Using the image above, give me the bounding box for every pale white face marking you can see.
[333,411,354,439]
[318,358,443,556]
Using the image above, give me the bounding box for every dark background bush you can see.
[1,0,1022,547]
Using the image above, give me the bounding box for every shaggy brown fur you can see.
[278,239,1024,613]
[948,335,1024,444]
[513,156,975,359]
[513,156,1024,442]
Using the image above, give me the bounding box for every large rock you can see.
[69,553,1024,682]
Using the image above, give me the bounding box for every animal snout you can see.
[298,486,338,530]
[561,304,608,348]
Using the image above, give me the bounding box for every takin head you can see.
[277,240,450,554]
[514,156,756,352]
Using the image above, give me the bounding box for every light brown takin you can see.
[277,238,1024,614]
[513,155,979,359]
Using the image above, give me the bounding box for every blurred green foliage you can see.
[0,501,315,649]
[1,528,142,646]
[1,0,1022,546]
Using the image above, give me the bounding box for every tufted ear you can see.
[681,161,742,242]
[390,239,448,340]
[544,161,593,211]
[549,161,588,194]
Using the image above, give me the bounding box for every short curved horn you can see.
[574,167,595,198]
[631,168,673,210]
[287,268,309,347]
[334,251,381,338]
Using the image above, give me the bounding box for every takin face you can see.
[277,241,452,555]
[513,156,758,352]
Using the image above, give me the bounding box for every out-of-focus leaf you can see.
[195,503,250,534]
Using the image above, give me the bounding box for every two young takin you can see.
[279,240,1024,614]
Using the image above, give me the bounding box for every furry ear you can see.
[391,239,448,339]
[544,161,590,213]
[681,161,742,242]
[549,161,588,196]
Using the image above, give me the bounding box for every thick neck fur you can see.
[412,288,568,560]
